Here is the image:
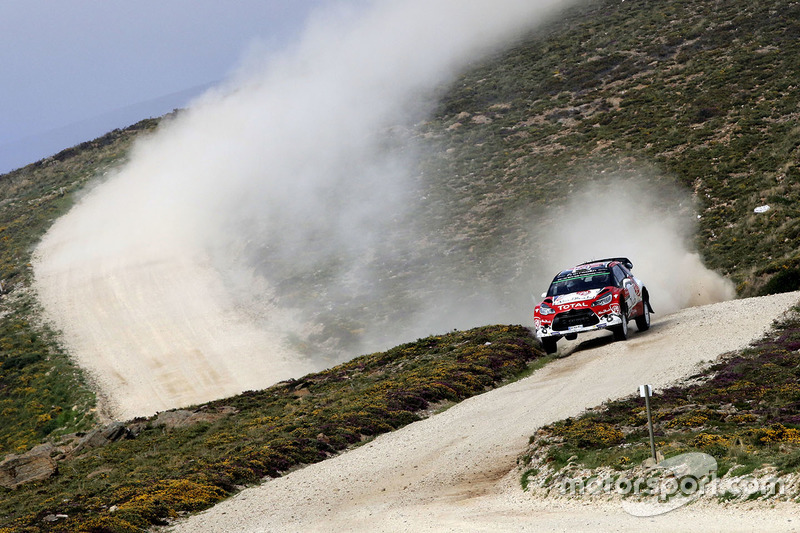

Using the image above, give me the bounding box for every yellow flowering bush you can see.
[728,413,759,425]
[751,424,800,445]
[666,410,712,429]
[552,418,623,449]
[692,433,731,448]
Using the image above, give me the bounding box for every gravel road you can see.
[171,292,800,532]
[33,237,316,420]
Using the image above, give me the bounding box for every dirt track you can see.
[170,292,800,532]
[33,235,315,420]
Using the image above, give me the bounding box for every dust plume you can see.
[33,0,576,418]
[528,177,735,315]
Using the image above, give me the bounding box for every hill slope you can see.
[416,0,800,297]
[0,121,158,453]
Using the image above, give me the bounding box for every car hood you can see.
[552,289,604,305]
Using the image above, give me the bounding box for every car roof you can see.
[576,257,633,270]
[552,257,633,281]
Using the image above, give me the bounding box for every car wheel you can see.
[613,311,628,341]
[541,337,558,355]
[635,299,651,332]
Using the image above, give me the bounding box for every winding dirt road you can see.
[171,292,800,532]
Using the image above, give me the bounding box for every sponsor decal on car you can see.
[557,302,589,311]
[553,289,602,305]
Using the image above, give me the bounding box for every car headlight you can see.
[539,303,556,316]
[593,293,613,307]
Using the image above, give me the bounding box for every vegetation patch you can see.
[0,324,544,532]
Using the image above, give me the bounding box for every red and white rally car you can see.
[533,257,653,354]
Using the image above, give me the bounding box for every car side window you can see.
[612,266,626,286]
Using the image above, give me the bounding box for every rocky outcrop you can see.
[66,422,131,458]
[0,443,57,489]
[148,406,238,429]
[0,422,136,489]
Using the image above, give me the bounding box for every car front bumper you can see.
[535,312,624,339]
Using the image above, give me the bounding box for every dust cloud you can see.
[33,0,579,418]
[528,178,735,315]
[33,1,735,419]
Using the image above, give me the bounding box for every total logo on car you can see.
[533,257,653,354]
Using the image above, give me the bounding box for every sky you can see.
[0,1,325,174]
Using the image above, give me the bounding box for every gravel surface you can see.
[33,237,316,420]
[170,292,800,532]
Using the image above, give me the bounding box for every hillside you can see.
[240,0,800,351]
[1,0,800,530]
[0,121,159,453]
[415,0,800,297]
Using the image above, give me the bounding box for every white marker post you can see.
[639,384,656,461]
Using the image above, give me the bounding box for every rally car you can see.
[533,257,653,354]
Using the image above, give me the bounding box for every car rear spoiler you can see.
[579,257,634,270]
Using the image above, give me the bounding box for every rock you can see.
[641,451,665,470]
[659,451,716,479]
[0,445,58,489]
[154,410,195,428]
[152,406,238,429]
[67,422,131,458]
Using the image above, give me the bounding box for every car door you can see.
[617,264,642,315]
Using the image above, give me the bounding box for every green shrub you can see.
[759,268,800,295]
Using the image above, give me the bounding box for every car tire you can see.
[613,311,628,341]
[635,299,651,332]
[541,337,558,355]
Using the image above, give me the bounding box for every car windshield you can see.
[547,271,613,296]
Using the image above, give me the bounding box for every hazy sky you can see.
[0,1,324,174]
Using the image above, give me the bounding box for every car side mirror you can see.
[541,292,547,298]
